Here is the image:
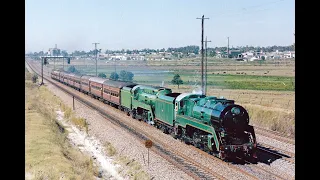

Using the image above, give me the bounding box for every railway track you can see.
[26,59,294,180]
[257,143,295,164]
[190,145,292,180]
[26,60,229,179]
[254,126,295,164]
[234,157,292,180]
[254,126,295,145]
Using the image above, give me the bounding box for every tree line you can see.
[107,70,134,82]
[66,66,135,82]
[27,45,294,57]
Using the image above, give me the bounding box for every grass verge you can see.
[25,71,98,179]
[244,104,295,136]
[60,101,89,133]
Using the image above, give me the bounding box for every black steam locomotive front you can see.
[208,100,257,160]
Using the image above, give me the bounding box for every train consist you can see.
[51,70,257,161]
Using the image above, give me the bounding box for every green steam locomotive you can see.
[52,70,257,161]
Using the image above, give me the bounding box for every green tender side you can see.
[131,85,172,121]
[121,86,133,109]
[176,115,220,151]
[155,95,175,126]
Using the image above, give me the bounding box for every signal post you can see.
[40,56,73,86]
[145,139,153,168]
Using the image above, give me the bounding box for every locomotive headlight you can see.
[231,107,241,115]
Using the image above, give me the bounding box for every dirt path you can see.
[56,110,123,180]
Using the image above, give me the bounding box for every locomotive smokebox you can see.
[219,104,249,132]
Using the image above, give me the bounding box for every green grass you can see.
[50,61,294,91]
[132,73,295,91]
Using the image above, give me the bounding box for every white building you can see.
[109,55,127,61]
[283,51,295,58]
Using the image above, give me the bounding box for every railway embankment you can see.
[25,71,99,179]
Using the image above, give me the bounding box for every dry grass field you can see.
[25,71,99,179]
[25,67,150,179]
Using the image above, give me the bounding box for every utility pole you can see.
[84,57,86,72]
[227,37,229,58]
[54,44,57,70]
[204,37,211,96]
[41,57,44,85]
[196,15,209,95]
[293,32,295,51]
[92,42,100,76]
[114,58,116,73]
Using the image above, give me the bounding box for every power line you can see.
[216,8,270,18]
[212,0,284,16]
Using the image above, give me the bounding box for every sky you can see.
[25,0,295,53]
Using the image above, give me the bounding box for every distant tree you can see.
[292,43,295,51]
[171,74,183,89]
[61,50,68,56]
[119,70,127,81]
[38,51,45,56]
[72,50,87,56]
[125,71,134,82]
[261,56,265,60]
[67,66,79,73]
[110,72,119,80]
[98,73,107,78]
[119,70,134,82]
[209,50,216,57]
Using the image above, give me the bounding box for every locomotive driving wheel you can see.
[130,109,136,119]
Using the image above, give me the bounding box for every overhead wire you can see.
[211,0,285,18]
